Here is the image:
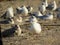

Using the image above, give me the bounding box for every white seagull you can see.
[42,12,53,20]
[6,7,14,18]
[29,16,38,23]
[39,2,46,13]
[27,6,33,13]
[43,0,48,7]
[29,16,41,34]
[52,0,57,10]
[16,5,28,16]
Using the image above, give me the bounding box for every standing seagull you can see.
[16,5,28,16]
[52,0,57,11]
[29,16,41,34]
[43,0,48,7]
[39,2,46,14]
[21,5,28,15]
[46,0,57,11]
[6,7,14,19]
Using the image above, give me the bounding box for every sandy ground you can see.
[0,0,60,45]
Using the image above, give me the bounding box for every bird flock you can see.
[0,0,60,36]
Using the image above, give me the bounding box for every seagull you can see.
[46,0,57,11]
[2,24,21,37]
[16,5,28,16]
[29,17,42,34]
[1,7,14,19]
[29,16,38,23]
[15,25,21,36]
[42,12,53,20]
[38,2,46,13]
[52,0,57,10]
[29,11,43,17]
[43,0,48,7]
[27,6,33,13]
[0,18,14,24]
[16,7,23,14]
[6,7,14,19]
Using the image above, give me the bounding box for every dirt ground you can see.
[0,0,60,45]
